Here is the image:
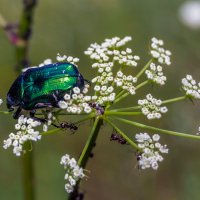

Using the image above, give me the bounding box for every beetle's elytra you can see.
[7,62,85,118]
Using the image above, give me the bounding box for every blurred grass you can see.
[1,0,200,200]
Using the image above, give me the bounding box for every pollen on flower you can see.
[182,74,200,99]
[3,115,42,156]
[60,154,85,194]
[150,37,171,66]
[138,94,168,119]
[135,133,168,170]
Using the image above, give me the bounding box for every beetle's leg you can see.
[13,107,22,119]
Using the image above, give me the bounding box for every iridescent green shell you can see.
[7,62,85,110]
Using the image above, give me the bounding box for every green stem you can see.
[162,96,187,105]
[135,80,149,90]
[15,0,37,71]
[41,128,60,136]
[105,111,142,116]
[41,114,95,136]
[0,111,11,114]
[136,59,153,79]
[15,2,37,200]
[113,117,200,140]
[68,117,103,199]
[22,142,35,200]
[104,117,139,150]
[109,106,141,112]
[112,80,149,105]
[109,95,187,112]
[74,113,95,125]
[78,117,102,167]
[35,112,90,116]
[115,89,126,99]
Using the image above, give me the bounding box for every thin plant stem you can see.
[105,111,142,116]
[15,0,37,71]
[109,95,187,112]
[22,142,35,200]
[77,117,102,167]
[41,114,95,136]
[112,80,149,105]
[0,111,11,114]
[68,117,103,199]
[104,117,139,150]
[113,117,200,140]
[14,2,38,200]
[35,112,90,116]
[74,113,95,125]
[135,80,149,90]
[136,59,153,79]
[41,128,60,136]
[162,96,187,105]
[109,106,141,112]
[115,89,126,99]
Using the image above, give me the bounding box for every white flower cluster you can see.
[145,63,167,85]
[138,94,168,119]
[150,37,171,66]
[84,36,141,105]
[115,71,137,95]
[58,85,93,114]
[56,53,79,64]
[91,62,116,104]
[42,111,57,132]
[60,154,85,194]
[182,75,200,99]
[85,36,139,67]
[135,133,169,170]
[3,115,42,156]
[0,98,3,105]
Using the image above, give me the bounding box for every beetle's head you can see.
[6,93,20,111]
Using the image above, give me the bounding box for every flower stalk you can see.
[67,116,103,199]
[104,117,139,150]
[22,142,35,200]
[113,117,200,140]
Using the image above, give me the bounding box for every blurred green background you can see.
[1,0,200,199]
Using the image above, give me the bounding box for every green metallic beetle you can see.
[7,62,85,119]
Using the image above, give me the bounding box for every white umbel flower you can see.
[60,154,85,194]
[182,74,200,99]
[135,133,168,170]
[150,37,171,66]
[145,63,167,85]
[138,94,168,119]
[3,115,42,156]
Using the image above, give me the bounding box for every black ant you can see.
[110,131,128,145]
[89,102,105,115]
[59,122,78,132]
